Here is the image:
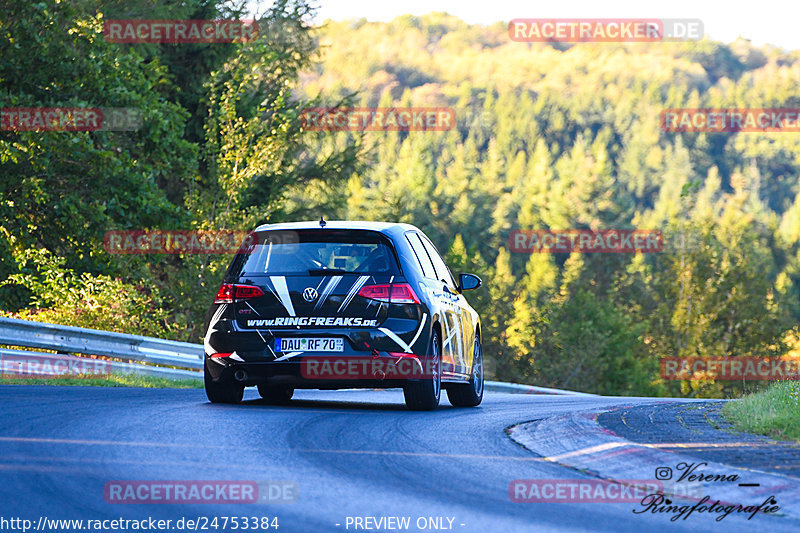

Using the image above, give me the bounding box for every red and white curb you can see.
[507,406,800,520]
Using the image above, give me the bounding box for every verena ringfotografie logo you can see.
[103,230,258,254]
[635,493,779,522]
[661,357,800,380]
[638,463,781,521]
[104,481,297,504]
[104,20,258,43]
[300,107,455,132]
[1,354,111,379]
[301,356,438,380]
[508,19,703,43]
[510,230,664,253]
[661,108,800,133]
[1,108,141,131]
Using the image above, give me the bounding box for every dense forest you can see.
[2,2,799,397]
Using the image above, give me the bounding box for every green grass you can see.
[722,381,800,441]
[0,372,202,389]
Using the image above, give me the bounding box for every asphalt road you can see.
[0,385,795,533]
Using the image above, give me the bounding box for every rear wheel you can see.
[257,383,294,404]
[446,334,484,407]
[403,330,441,411]
[204,360,244,404]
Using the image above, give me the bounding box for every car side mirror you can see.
[458,273,482,292]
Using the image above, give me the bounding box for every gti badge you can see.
[303,287,319,302]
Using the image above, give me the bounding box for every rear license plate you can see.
[275,337,344,352]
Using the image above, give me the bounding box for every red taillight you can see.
[358,283,420,304]
[235,285,265,299]
[214,283,264,304]
[214,284,235,303]
[210,352,233,358]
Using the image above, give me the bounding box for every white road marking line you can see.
[544,441,776,462]
[0,439,548,462]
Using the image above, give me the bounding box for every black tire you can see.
[446,334,484,407]
[257,383,294,404]
[403,329,442,411]
[204,360,244,404]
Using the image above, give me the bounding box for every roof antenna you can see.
[319,215,326,228]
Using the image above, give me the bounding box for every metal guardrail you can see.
[0,316,203,369]
[0,316,592,394]
[0,347,201,380]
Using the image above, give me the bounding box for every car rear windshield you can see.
[227,229,401,277]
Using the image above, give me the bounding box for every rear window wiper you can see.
[307,268,360,275]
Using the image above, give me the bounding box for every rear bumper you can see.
[206,353,431,389]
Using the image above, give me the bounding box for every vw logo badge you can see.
[303,287,318,302]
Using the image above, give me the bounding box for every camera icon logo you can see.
[655,467,673,480]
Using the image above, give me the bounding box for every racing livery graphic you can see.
[203,220,484,410]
